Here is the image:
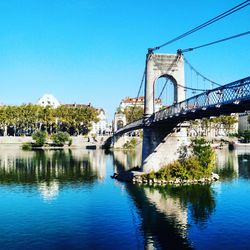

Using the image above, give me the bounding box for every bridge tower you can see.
[142,50,187,172]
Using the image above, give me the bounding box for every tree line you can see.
[118,106,238,137]
[189,116,238,136]
[0,104,99,136]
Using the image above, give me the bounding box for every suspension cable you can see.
[152,0,250,51]
[130,68,146,119]
[158,78,169,99]
[183,57,221,86]
[182,31,250,53]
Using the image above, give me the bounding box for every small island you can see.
[113,137,219,185]
[22,131,72,150]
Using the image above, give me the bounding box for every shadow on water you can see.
[112,150,216,249]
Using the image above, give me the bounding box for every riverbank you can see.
[0,136,109,149]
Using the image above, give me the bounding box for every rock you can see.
[212,172,220,181]
[174,178,180,184]
[198,178,205,183]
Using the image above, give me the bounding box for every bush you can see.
[32,131,47,146]
[183,156,204,179]
[51,132,70,146]
[191,137,215,175]
[22,142,32,151]
[144,138,215,181]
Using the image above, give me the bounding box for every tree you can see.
[0,104,99,136]
[191,137,215,174]
[123,106,144,123]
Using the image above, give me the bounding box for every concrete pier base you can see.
[142,125,189,173]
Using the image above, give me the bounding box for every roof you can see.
[121,96,162,104]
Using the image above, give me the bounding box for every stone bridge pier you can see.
[142,124,189,172]
[142,51,187,172]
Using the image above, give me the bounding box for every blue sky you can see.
[0,0,249,119]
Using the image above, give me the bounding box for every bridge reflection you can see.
[113,150,217,249]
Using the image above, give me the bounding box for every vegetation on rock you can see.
[143,137,215,182]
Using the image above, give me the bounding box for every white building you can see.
[37,94,60,108]
[119,96,162,112]
[90,109,110,135]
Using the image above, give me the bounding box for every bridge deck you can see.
[115,76,250,135]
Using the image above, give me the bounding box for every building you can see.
[119,96,162,112]
[90,109,110,136]
[38,94,109,135]
[37,94,60,108]
[62,103,91,108]
[187,115,239,139]
[238,112,250,132]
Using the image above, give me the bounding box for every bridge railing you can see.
[114,76,250,135]
[115,118,144,135]
[154,76,250,122]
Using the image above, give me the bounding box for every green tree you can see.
[191,137,215,174]
[123,106,144,123]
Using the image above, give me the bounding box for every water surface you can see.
[0,146,249,249]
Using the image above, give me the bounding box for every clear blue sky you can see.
[0,0,249,119]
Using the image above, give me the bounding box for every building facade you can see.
[37,94,60,108]
[119,96,162,112]
[238,112,250,132]
[90,109,110,136]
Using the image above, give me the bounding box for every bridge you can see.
[112,50,250,172]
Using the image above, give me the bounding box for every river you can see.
[0,145,249,249]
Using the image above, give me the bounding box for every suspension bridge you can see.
[110,1,250,172]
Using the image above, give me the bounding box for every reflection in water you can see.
[162,185,215,225]
[215,149,250,180]
[238,153,250,179]
[113,147,142,173]
[0,146,249,249]
[126,184,192,249]
[38,180,59,201]
[215,149,238,181]
[0,147,107,201]
[113,150,213,248]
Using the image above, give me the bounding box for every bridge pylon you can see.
[142,51,186,172]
